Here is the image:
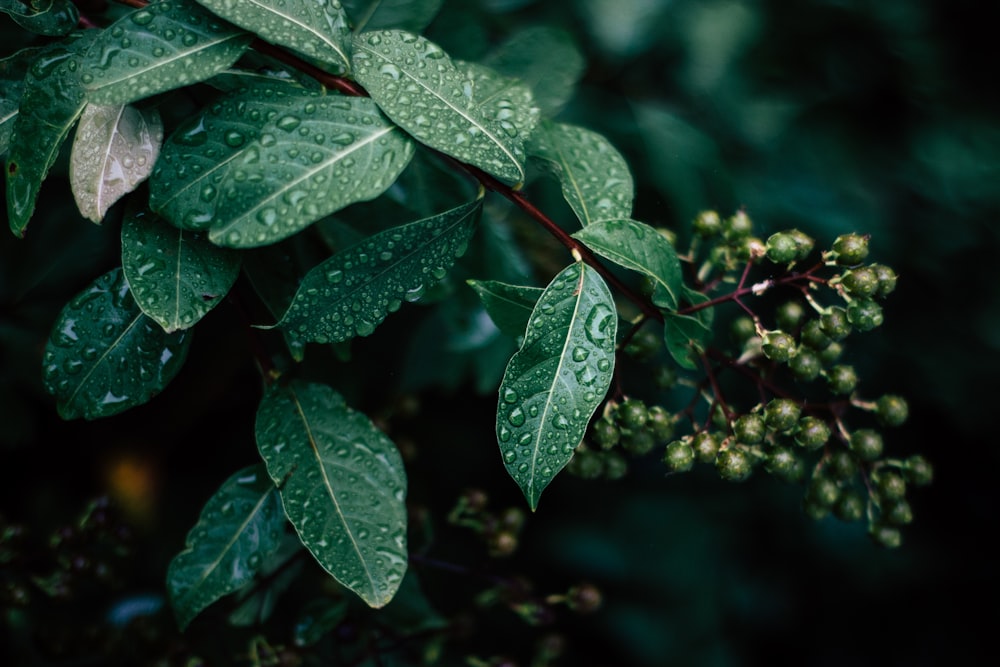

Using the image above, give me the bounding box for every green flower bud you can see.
[734,413,766,444]
[765,446,802,482]
[870,263,897,298]
[869,523,902,549]
[795,416,831,450]
[846,298,884,332]
[622,429,656,455]
[716,448,753,482]
[723,210,753,242]
[807,475,840,508]
[882,499,913,526]
[766,232,799,264]
[826,364,858,395]
[730,316,757,345]
[833,487,866,522]
[818,341,844,366]
[820,307,852,341]
[616,399,648,430]
[840,267,879,298]
[876,395,909,427]
[764,398,801,432]
[693,210,722,237]
[849,428,883,461]
[776,300,807,332]
[603,451,628,480]
[692,432,721,463]
[647,406,675,444]
[832,233,870,265]
[903,455,933,486]
[664,441,695,473]
[800,319,833,350]
[876,471,907,502]
[790,347,822,381]
[762,330,796,363]
[789,229,816,260]
[827,449,858,481]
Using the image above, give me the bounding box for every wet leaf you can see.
[255,381,408,608]
[150,86,414,248]
[528,120,634,227]
[0,46,42,155]
[467,279,541,338]
[195,0,350,72]
[457,60,539,142]
[42,268,192,420]
[0,0,78,36]
[342,0,443,33]
[276,196,483,346]
[352,29,526,184]
[121,209,240,332]
[496,263,617,510]
[664,287,713,370]
[166,464,285,631]
[70,103,163,224]
[79,0,252,106]
[573,218,682,310]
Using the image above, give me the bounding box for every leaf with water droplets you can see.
[70,103,163,224]
[664,286,714,370]
[195,0,351,72]
[150,86,414,248]
[352,30,526,184]
[276,196,482,346]
[166,464,285,631]
[572,218,682,310]
[42,267,192,420]
[528,120,634,227]
[121,208,241,332]
[0,0,78,36]
[342,0,443,33]
[79,0,252,106]
[467,279,541,339]
[255,381,408,608]
[495,263,617,510]
[0,46,43,155]
[456,60,540,142]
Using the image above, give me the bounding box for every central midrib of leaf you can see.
[65,309,142,409]
[550,135,591,224]
[93,105,127,215]
[172,231,185,330]
[244,0,348,64]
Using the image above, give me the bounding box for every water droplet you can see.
[499,426,512,443]
[572,347,590,362]
[224,130,245,147]
[131,10,155,25]
[503,449,516,463]
[584,304,615,345]
[553,415,570,430]
[597,358,611,372]
[508,407,526,427]
[502,387,518,404]
[199,185,216,202]
[276,115,301,131]
[181,32,198,47]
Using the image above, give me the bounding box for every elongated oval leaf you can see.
[277,197,482,345]
[467,279,541,339]
[121,209,240,332]
[496,263,617,510]
[195,0,351,71]
[0,46,43,155]
[0,0,78,36]
[572,218,682,310]
[352,30,526,184]
[457,60,539,142]
[483,27,585,116]
[528,121,634,227]
[70,103,163,223]
[255,381,408,608]
[79,0,252,106]
[42,268,192,420]
[342,0,443,33]
[150,88,415,248]
[167,464,285,631]
[664,287,714,370]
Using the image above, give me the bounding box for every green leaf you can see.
[0,0,78,36]
[663,288,713,370]
[496,263,617,510]
[79,0,252,106]
[227,534,304,627]
[293,597,349,647]
[342,0,443,33]
[166,464,285,631]
[6,34,94,237]
[255,381,408,608]
[572,218,682,310]
[150,87,414,248]
[0,46,42,155]
[467,279,541,339]
[42,267,192,420]
[194,0,350,72]
[351,30,526,184]
[70,103,163,223]
[456,60,539,141]
[482,26,585,116]
[121,208,241,332]
[276,196,483,346]
[528,120,634,227]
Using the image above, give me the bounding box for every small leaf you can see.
[255,381,408,608]
[79,0,252,106]
[276,196,482,346]
[573,218,682,310]
[457,60,540,141]
[0,46,43,155]
[227,534,304,627]
[342,0,443,33]
[467,279,541,338]
[352,30,526,184]
[663,288,713,370]
[150,88,414,248]
[496,263,617,510]
[42,268,192,420]
[293,597,349,647]
[195,0,351,72]
[0,0,78,36]
[528,120,634,227]
[166,464,285,631]
[121,209,241,332]
[70,103,163,223]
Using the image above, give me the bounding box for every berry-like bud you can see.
[692,432,720,463]
[883,499,913,526]
[716,448,753,482]
[818,341,844,366]
[846,298,884,332]
[826,364,858,395]
[849,429,883,461]
[875,395,909,427]
[616,399,648,430]
[735,236,766,261]
[795,417,831,450]
[603,451,628,480]
[647,406,675,444]
[869,523,902,548]
[654,366,677,389]
[499,507,526,533]
[622,429,656,455]
[776,301,807,332]
[827,449,858,481]
[790,348,822,381]
[766,232,799,264]
[833,487,866,522]
[765,446,802,482]
[832,233,870,265]
[820,307,852,341]
[730,316,757,345]
[840,267,879,298]
[567,583,602,613]
[734,414,766,444]
[871,263,898,298]
[903,455,933,486]
[590,417,620,450]
[489,531,519,557]
[876,471,907,502]
[762,330,795,363]
[664,441,695,473]
[723,210,753,242]
[624,328,660,360]
[807,475,840,508]
[693,210,722,237]
[800,319,833,350]
[764,398,801,432]
[567,450,604,479]
[789,229,816,260]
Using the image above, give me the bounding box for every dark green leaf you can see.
[528,120,634,227]
[166,464,285,631]
[227,534,304,627]
[0,46,42,155]
[456,59,539,141]
[276,196,483,346]
[195,0,350,72]
[342,0,443,33]
[255,381,408,608]
[351,30,526,184]
[663,288,713,370]
[150,87,414,248]
[467,279,541,338]
[79,0,252,106]
[121,209,240,332]
[0,0,78,36]
[42,268,192,420]
[496,263,617,510]
[293,597,349,647]
[572,218,682,310]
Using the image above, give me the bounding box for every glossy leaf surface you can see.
[528,121,634,227]
[255,381,408,608]
[0,0,78,36]
[277,197,483,346]
[457,60,539,142]
[483,27,585,116]
[150,88,414,248]
[70,103,163,223]
[121,209,240,332]
[342,0,443,33]
[0,46,41,155]
[573,218,682,310]
[167,464,285,630]
[42,268,192,420]
[467,279,541,339]
[195,0,350,71]
[352,30,526,184]
[79,0,251,106]
[664,287,713,370]
[496,263,617,510]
